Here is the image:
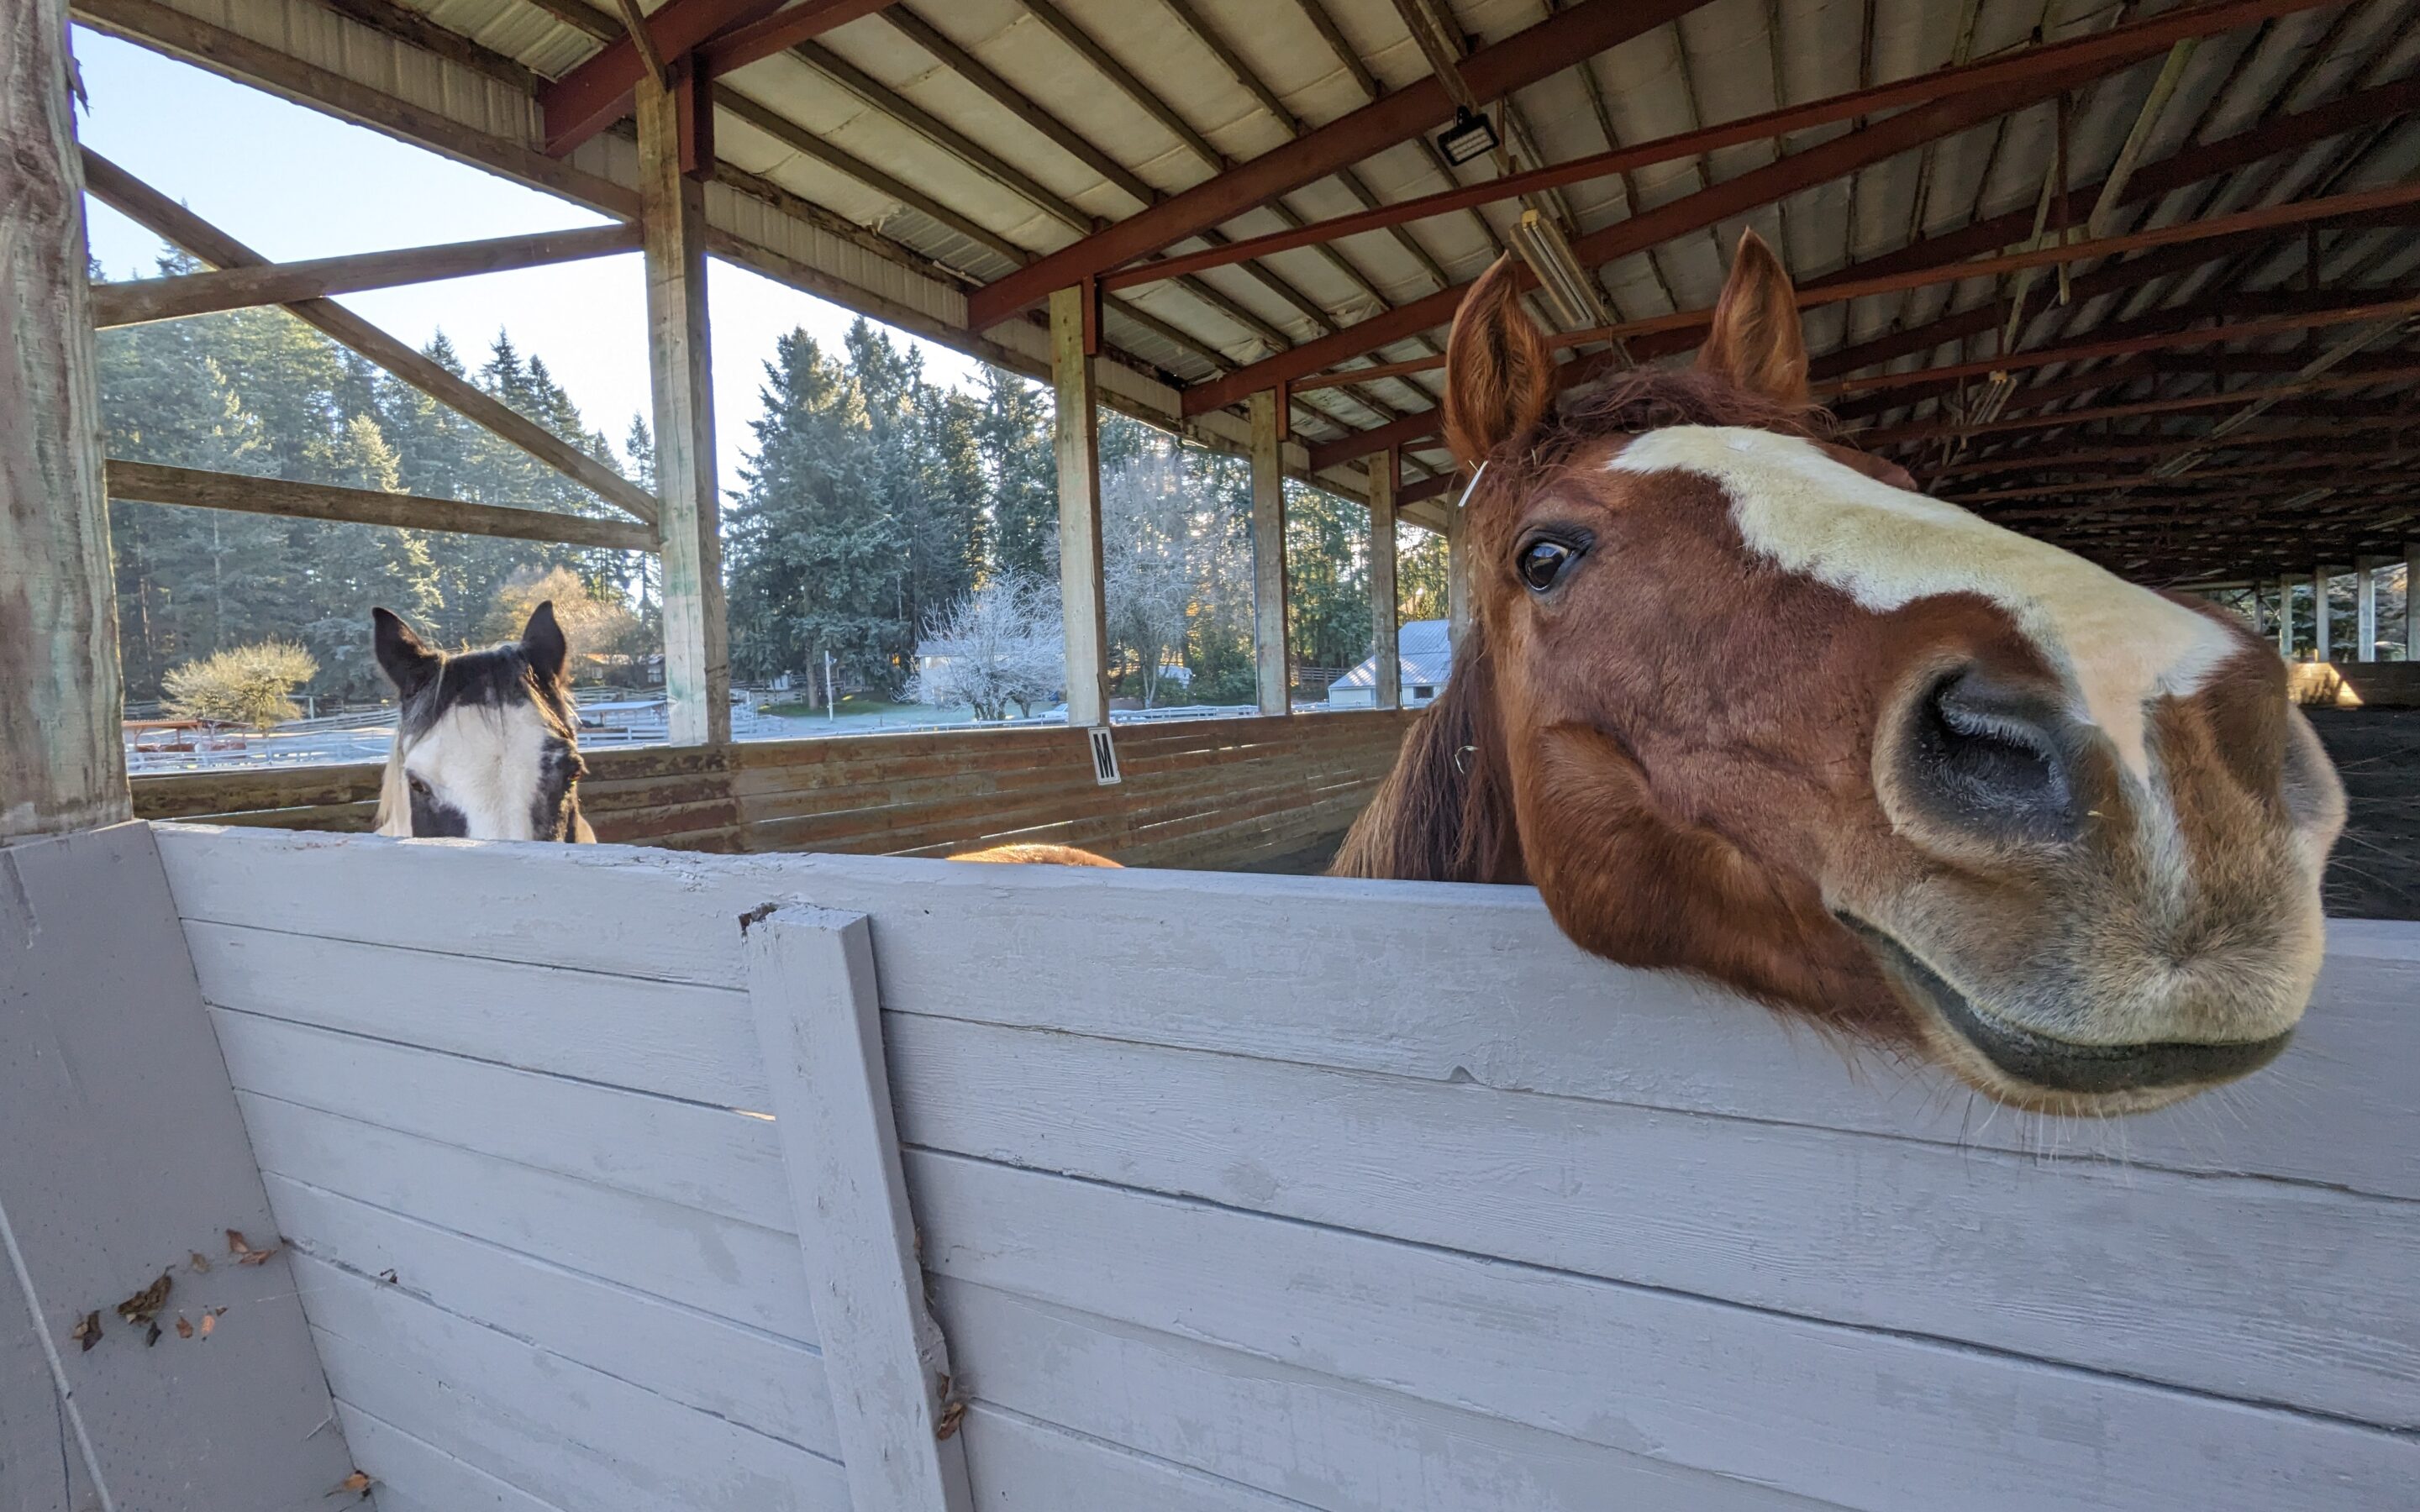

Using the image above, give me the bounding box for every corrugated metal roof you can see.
[301,0,2420,575]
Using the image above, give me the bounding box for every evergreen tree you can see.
[977,366,1055,580]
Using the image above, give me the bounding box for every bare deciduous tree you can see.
[907,570,1064,722]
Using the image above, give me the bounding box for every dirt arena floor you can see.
[1244,710,2420,921]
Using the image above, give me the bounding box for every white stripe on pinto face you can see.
[1608,427,2238,783]
[400,700,554,840]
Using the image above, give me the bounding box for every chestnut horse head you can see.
[1336,231,2344,1114]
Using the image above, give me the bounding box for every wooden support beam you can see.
[1249,391,1290,717]
[1369,448,1400,711]
[2,0,129,841]
[80,150,662,527]
[639,72,731,745]
[2279,575,2296,659]
[1184,52,2127,417]
[541,0,898,158]
[1107,0,2340,293]
[1445,489,1471,656]
[1051,286,1111,728]
[2314,565,2333,663]
[89,222,639,328]
[103,459,658,551]
[2354,555,2389,663]
[966,0,1707,330]
[2406,544,2420,662]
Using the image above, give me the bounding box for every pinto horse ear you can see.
[372,607,439,698]
[1444,254,1556,466]
[520,600,569,685]
[1698,228,1811,410]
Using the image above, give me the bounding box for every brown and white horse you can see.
[1334,231,2344,1115]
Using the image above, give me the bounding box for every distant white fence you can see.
[153,825,2420,1511]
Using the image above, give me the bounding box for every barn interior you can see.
[9,0,2420,906]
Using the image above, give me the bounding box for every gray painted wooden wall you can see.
[151,824,2420,1511]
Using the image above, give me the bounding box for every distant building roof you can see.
[1334,620,1451,690]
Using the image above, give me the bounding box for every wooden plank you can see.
[1052,286,1110,727]
[637,73,732,743]
[215,1009,790,1229]
[1,0,129,841]
[888,1013,2420,1427]
[79,150,660,528]
[106,459,658,551]
[298,1256,850,1509]
[339,1404,566,1512]
[745,908,972,1512]
[187,921,761,1107]
[937,1283,1830,1512]
[150,829,2420,1203]
[910,1152,2418,1510]
[235,1092,818,1343]
[0,825,354,1508]
[1368,449,1399,709]
[89,223,639,328]
[265,1176,837,1455]
[1249,390,1289,716]
[957,1404,1308,1512]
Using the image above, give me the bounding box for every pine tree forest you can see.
[97,245,1438,716]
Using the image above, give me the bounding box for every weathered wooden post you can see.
[1446,493,1473,655]
[1249,390,1289,715]
[2276,575,2295,659]
[1051,285,1110,726]
[1367,447,1400,710]
[638,66,731,745]
[2312,566,2332,663]
[2355,555,2388,663]
[1,0,129,842]
[2407,544,2418,662]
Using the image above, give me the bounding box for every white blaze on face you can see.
[398,700,553,839]
[1609,427,2238,782]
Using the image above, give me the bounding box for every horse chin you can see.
[1832,914,2291,1116]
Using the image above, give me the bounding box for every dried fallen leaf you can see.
[145,1320,162,1348]
[70,1310,101,1352]
[934,1399,966,1441]
[327,1470,373,1500]
[226,1229,281,1266]
[115,1271,171,1326]
[174,1314,194,1340]
[199,1308,222,1338]
[187,1250,211,1273]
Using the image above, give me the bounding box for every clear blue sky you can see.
[72,26,988,491]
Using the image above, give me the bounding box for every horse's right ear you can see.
[519,600,569,685]
[1444,254,1555,466]
[1697,228,1811,410]
[373,607,439,698]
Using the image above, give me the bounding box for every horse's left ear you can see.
[373,607,439,698]
[520,601,569,685]
[1698,228,1810,410]
[1444,254,1556,466]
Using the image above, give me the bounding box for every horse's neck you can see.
[1329,633,1523,884]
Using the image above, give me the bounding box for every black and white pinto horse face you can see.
[371,602,594,843]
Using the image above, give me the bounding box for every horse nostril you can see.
[1905,669,2077,844]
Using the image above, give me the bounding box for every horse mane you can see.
[1332,368,1831,884]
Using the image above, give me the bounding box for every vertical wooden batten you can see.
[744,906,974,1512]
[2312,566,2333,664]
[639,70,732,745]
[1249,390,1289,716]
[1051,286,1110,727]
[2355,555,2388,663]
[1368,448,1401,710]
[2407,544,2418,661]
[1,0,129,842]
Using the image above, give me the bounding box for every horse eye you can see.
[408,774,431,797]
[1519,538,1580,593]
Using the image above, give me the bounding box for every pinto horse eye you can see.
[1518,538,1581,593]
[408,774,432,797]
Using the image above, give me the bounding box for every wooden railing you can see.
[130,711,1417,869]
